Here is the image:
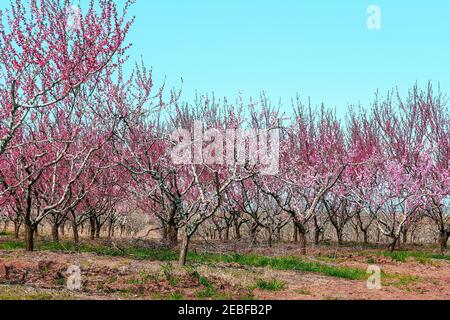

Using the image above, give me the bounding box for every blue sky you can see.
[2,0,448,116]
[124,0,450,116]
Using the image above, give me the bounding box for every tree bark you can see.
[362,229,369,245]
[439,231,449,253]
[60,222,66,236]
[401,228,408,246]
[354,225,360,243]
[299,231,307,255]
[51,224,60,242]
[250,223,258,244]
[107,219,113,239]
[72,221,79,244]
[89,218,95,240]
[388,237,398,253]
[224,226,230,241]
[234,221,241,240]
[13,222,20,239]
[268,230,273,248]
[337,229,344,246]
[296,223,307,255]
[178,235,191,266]
[25,224,35,252]
[95,221,101,238]
[167,223,178,246]
[293,221,298,243]
[276,228,282,242]
[314,228,320,245]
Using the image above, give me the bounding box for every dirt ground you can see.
[0,238,449,300]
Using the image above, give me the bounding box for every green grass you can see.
[367,257,376,264]
[54,277,65,287]
[254,278,287,291]
[150,291,186,300]
[168,291,185,300]
[0,241,24,250]
[0,285,76,300]
[395,275,419,287]
[129,271,153,285]
[0,240,369,280]
[196,276,217,298]
[0,231,13,237]
[382,273,419,289]
[160,262,178,286]
[0,239,426,293]
[295,288,312,295]
[380,251,450,263]
[208,254,368,280]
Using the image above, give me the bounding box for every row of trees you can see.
[0,1,448,265]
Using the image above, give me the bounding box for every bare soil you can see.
[0,238,449,300]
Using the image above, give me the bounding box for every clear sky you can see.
[2,0,448,116]
[112,1,450,116]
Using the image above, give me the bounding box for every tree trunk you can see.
[234,221,241,240]
[276,228,282,242]
[25,224,35,252]
[388,237,398,253]
[293,221,298,243]
[89,218,95,240]
[95,221,101,238]
[14,222,20,239]
[51,224,60,242]
[224,226,230,241]
[401,228,408,246]
[178,235,191,266]
[313,216,320,245]
[439,231,449,253]
[60,222,65,236]
[107,219,113,239]
[299,231,307,255]
[268,230,273,248]
[72,221,79,244]
[354,225,360,243]
[337,229,344,246]
[296,223,307,255]
[167,223,178,246]
[250,224,258,244]
[362,229,369,244]
[314,228,320,245]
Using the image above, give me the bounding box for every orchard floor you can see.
[0,235,449,300]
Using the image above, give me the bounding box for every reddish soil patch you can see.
[0,239,449,300]
[0,251,248,300]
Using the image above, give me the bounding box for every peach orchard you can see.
[0,1,448,266]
